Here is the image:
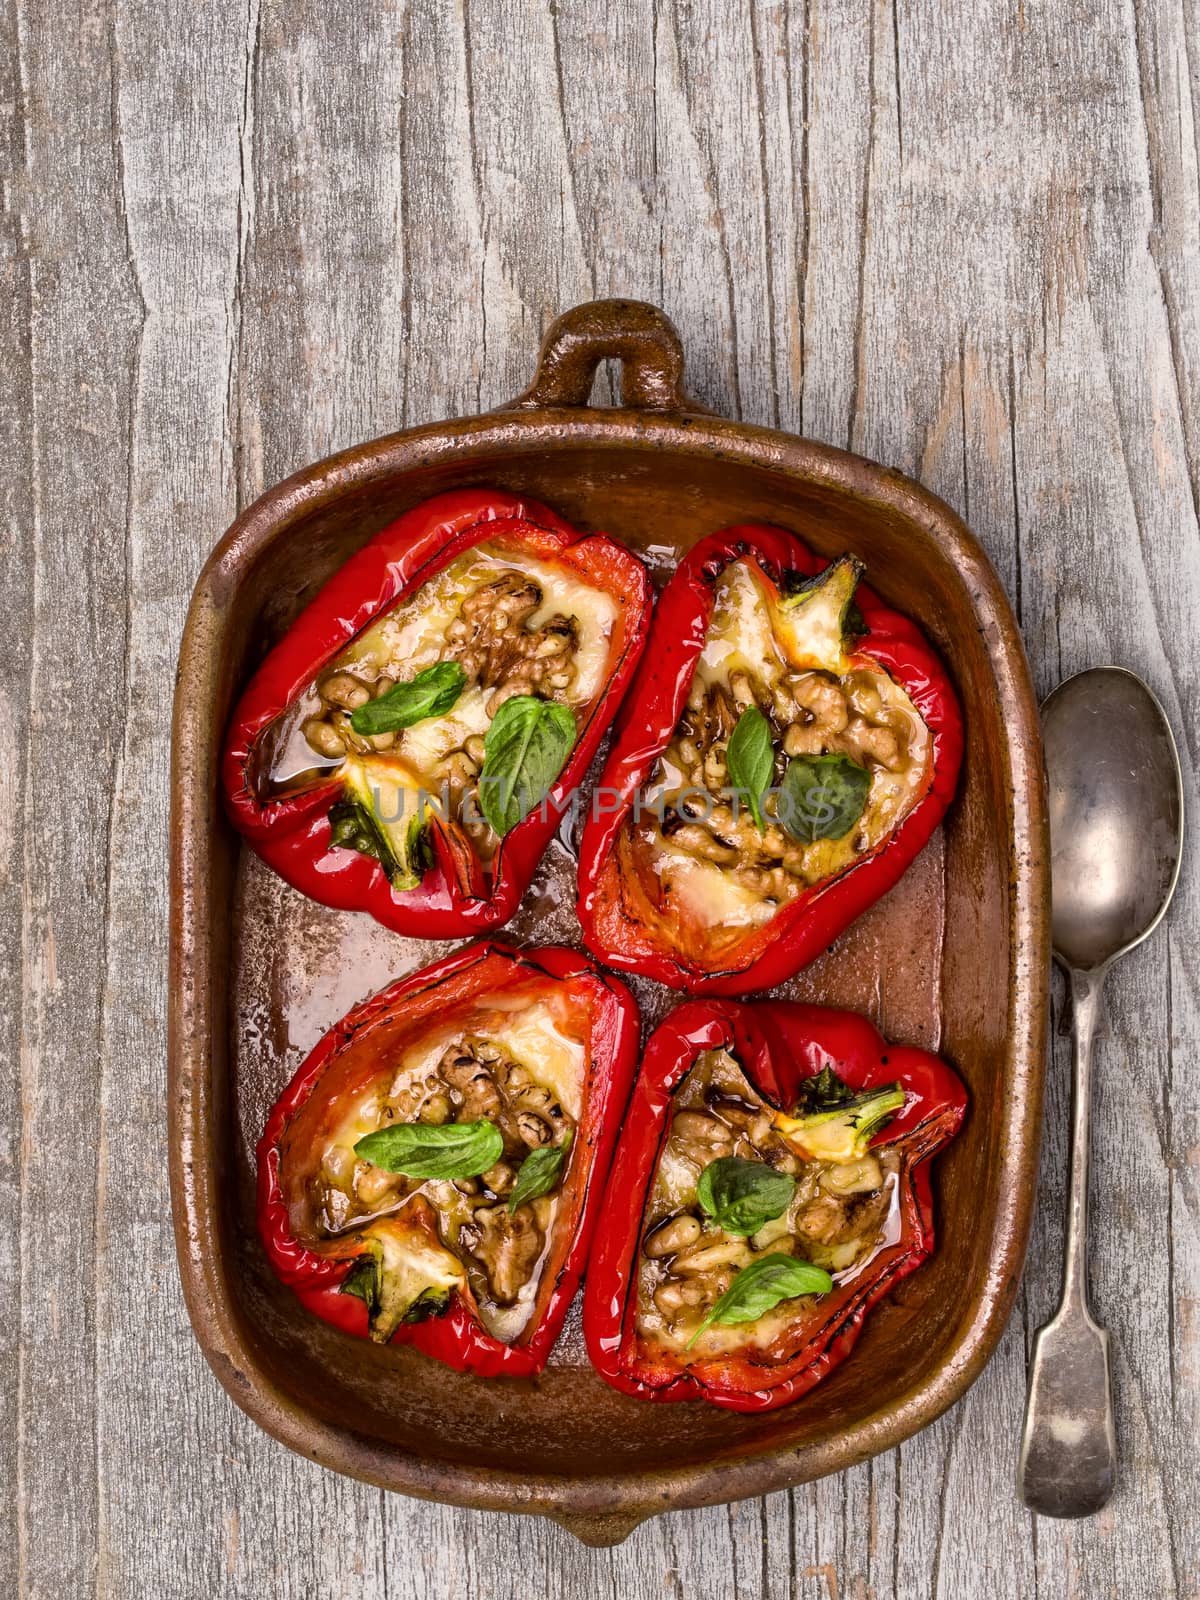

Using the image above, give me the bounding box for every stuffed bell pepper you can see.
[577,524,962,992]
[258,942,639,1377]
[583,1000,966,1409]
[224,488,652,937]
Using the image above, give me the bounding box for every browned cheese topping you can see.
[295,995,586,1343]
[636,558,931,933]
[265,541,619,860]
[637,1049,899,1358]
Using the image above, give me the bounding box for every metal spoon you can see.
[1018,667,1184,1517]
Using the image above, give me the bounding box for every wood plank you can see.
[7,0,1198,1594]
[90,4,275,1595]
[94,2,404,1596]
[13,2,143,1595]
[0,0,34,1589]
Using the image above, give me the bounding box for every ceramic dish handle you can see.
[503,298,704,414]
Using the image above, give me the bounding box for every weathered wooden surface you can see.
[4,0,1198,1594]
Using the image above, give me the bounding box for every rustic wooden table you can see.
[6,1,1197,1595]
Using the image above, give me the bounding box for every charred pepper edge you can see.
[602,1111,948,1406]
[605,1100,955,1406]
[256,940,641,1380]
[260,947,630,1363]
[224,491,573,835]
[222,488,654,938]
[581,999,967,1411]
[575,521,964,993]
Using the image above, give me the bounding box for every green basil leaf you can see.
[777,753,871,844]
[477,695,577,836]
[687,1254,833,1349]
[696,1156,796,1236]
[354,1119,504,1181]
[349,661,466,735]
[725,706,774,832]
[508,1129,573,1213]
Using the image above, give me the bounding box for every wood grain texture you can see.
[4,0,1198,1594]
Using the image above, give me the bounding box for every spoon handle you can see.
[1017,966,1116,1517]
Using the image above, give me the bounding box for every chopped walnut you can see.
[300,566,583,765]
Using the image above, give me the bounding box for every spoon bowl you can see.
[1043,667,1183,972]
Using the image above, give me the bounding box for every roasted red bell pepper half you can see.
[583,999,966,1410]
[577,523,963,992]
[258,941,639,1377]
[223,488,652,938]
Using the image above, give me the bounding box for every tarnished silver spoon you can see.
[1018,667,1184,1517]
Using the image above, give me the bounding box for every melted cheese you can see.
[699,556,858,684]
[646,845,778,931]
[321,1000,584,1182]
[344,750,428,821]
[339,541,619,706]
[473,996,585,1122]
[774,1110,865,1164]
[371,1217,466,1301]
[654,1144,706,1211]
[340,751,432,888]
[523,561,619,703]
[395,684,492,786]
[696,560,782,687]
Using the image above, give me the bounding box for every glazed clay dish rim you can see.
[170,307,1049,1542]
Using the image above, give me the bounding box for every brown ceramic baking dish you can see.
[169,299,1050,1545]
